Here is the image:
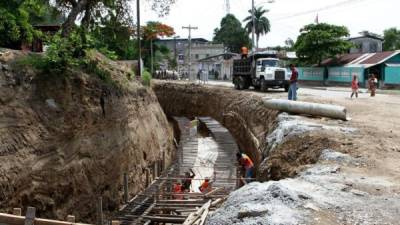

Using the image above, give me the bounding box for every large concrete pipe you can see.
[263,98,348,120]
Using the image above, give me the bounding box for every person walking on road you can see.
[368,74,377,97]
[288,64,298,101]
[350,75,359,99]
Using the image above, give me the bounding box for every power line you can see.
[271,0,370,22]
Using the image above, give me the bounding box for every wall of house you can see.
[382,54,400,85]
[298,67,325,81]
[384,66,400,84]
[327,67,365,83]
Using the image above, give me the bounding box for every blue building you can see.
[297,50,400,88]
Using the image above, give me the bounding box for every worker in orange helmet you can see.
[241,46,249,59]
[236,152,254,181]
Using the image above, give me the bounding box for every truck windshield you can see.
[259,60,279,67]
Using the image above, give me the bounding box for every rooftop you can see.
[320,51,400,68]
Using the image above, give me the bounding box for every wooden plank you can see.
[205,187,224,197]
[183,201,211,225]
[0,213,91,225]
[142,215,185,223]
[156,200,207,204]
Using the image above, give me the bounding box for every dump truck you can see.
[232,52,290,92]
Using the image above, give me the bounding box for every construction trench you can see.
[116,117,240,225]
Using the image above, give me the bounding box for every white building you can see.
[349,31,384,54]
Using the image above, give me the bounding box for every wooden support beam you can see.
[156,200,207,204]
[204,187,224,197]
[142,215,186,223]
[0,213,91,225]
[183,201,211,225]
[149,214,187,219]
[13,208,21,216]
[66,215,75,223]
[155,203,206,208]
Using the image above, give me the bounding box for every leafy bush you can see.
[142,70,152,86]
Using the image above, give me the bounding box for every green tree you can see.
[243,6,270,49]
[55,0,176,37]
[0,0,47,48]
[213,14,251,53]
[383,28,400,51]
[294,23,352,66]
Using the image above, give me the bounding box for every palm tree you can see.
[244,6,271,49]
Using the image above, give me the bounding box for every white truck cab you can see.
[232,54,290,92]
[254,58,290,91]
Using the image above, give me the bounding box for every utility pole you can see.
[225,0,231,14]
[252,0,256,51]
[136,0,142,77]
[182,25,198,81]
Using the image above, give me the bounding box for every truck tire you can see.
[234,77,240,90]
[284,85,289,92]
[243,77,251,90]
[260,78,268,92]
[238,76,246,90]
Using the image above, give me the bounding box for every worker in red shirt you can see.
[236,152,254,181]
[288,64,298,101]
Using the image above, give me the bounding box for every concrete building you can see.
[349,31,384,54]
[155,38,208,65]
[156,38,225,78]
[197,53,239,80]
[187,43,225,77]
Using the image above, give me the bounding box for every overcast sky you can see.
[140,0,399,47]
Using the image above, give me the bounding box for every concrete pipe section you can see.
[263,98,348,121]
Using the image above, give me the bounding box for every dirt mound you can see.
[259,132,338,181]
[0,49,175,222]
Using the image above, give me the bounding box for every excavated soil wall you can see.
[152,81,279,166]
[0,51,175,222]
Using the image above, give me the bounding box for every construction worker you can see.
[182,169,196,192]
[241,46,249,59]
[199,172,216,193]
[236,152,254,181]
[173,182,183,199]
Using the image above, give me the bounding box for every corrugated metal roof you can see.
[321,51,400,68]
[358,51,397,64]
[320,53,362,66]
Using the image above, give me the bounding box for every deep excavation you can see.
[1,51,400,225]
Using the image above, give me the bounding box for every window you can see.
[257,59,279,67]
[195,54,199,59]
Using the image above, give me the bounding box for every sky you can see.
[140,0,400,47]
